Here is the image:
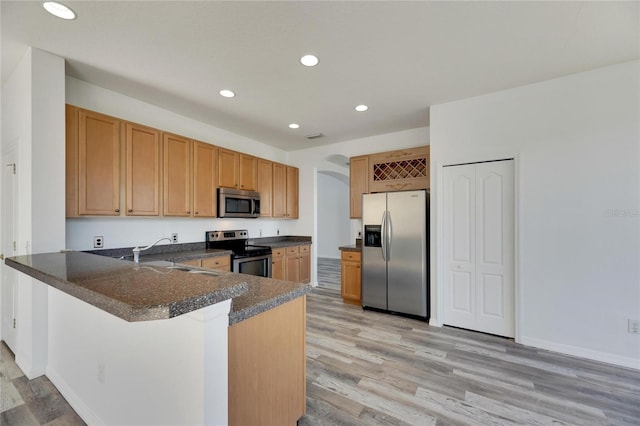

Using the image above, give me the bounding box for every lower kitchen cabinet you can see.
[284,245,311,283]
[341,250,361,305]
[271,248,285,280]
[181,255,230,272]
[273,245,310,283]
[228,296,306,425]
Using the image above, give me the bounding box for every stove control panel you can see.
[207,229,248,242]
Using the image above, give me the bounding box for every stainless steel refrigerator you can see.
[362,190,429,319]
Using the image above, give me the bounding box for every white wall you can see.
[430,60,640,369]
[0,48,66,377]
[65,77,297,250]
[317,172,350,259]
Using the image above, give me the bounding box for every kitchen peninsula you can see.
[5,249,310,425]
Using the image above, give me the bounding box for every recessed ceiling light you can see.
[289,123,300,129]
[300,55,319,67]
[355,104,369,112]
[219,89,235,98]
[42,1,76,20]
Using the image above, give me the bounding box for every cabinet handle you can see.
[187,211,191,214]
[115,209,120,213]
[128,209,133,213]
[195,211,199,215]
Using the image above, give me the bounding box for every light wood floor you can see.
[300,258,640,426]
[2,258,639,425]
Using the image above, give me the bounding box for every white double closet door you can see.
[443,160,514,338]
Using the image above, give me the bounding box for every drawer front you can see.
[286,246,299,256]
[201,256,230,269]
[299,245,310,254]
[341,251,361,262]
[272,248,285,258]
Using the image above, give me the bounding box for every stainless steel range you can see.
[206,230,272,278]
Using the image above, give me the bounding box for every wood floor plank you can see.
[302,257,640,426]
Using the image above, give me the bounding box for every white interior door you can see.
[443,160,514,338]
[1,150,18,350]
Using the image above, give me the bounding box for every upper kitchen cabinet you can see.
[218,148,238,188]
[239,153,257,191]
[67,106,122,216]
[273,163,299,219]
[257,158,273,217]
[286,166,299,219]
[192,141,217,217]
[368,146,430,193]
[163,133,192,216]
[272,162,286,217]
[125,123,161,216]
[218,148,257,191]
[349,155,368,218]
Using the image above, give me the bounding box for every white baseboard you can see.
[520,336,640,370]
[46,367,104,426]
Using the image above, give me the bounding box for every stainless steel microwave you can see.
[218,188,261,218]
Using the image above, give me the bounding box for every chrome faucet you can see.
[132,237,173,263]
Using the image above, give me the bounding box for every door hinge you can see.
[13,241,17,251]
[6,163,16,174]
[13,318,16,329]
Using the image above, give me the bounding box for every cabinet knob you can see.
[115,209,120,213]
[128,209,133,213]
[187,211,191,214]
[195,212,199,215]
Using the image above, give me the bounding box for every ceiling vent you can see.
[305,133,323,140]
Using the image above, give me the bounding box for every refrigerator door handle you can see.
[386,211,392,260]
[380,211,387,261]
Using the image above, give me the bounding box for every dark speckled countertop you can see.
[339,244,361,252]
[6,251,311,325]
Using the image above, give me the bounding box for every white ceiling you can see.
[2,1,638,151]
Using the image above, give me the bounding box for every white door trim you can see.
[434,154,521,343]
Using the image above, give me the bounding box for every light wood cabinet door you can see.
[125,123,161,216]
[271,248,285,280]
[228,297,306,426]
[193,141,217,217]
[286,166,299,219]
[349,155,368,218]
[239,153,257,191]
[341,251,362,304]
[163,133,191,216]
[257,158,273,217]
[66,104,79,217]
[272,162,287,218]
[285,246,300,282]
[299,245,311,284]
[201,255,230,271]
[218,148,239,189]
[78,109,121,215]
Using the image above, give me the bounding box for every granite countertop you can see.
[85,242,232,263]
[248,235,312,248]
[339,244,361,252]
[5,251,310,324]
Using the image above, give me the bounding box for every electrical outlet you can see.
[93,236,103,248]
[628,319,640,334]
[171,233,178,243]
